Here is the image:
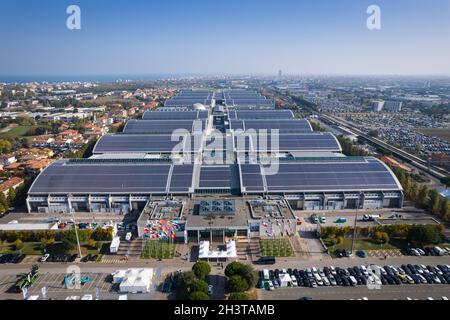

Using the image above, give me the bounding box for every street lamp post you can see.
[71,212,83,260]
[350,192,362,255]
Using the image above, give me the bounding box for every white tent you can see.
[112,270,127,284]
[278,273,292,288]
[115,268,153,293]
[198,240,237,260]
[119,277,135,293]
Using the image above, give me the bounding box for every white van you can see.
[349,276,358,286]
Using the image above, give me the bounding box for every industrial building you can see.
[27,90,403,241]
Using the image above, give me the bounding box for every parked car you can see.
[40,253,50,262]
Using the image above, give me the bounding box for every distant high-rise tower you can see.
[278,70,282,77]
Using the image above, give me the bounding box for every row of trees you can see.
[1,227,113,245]
[176,261,212,300]
[336,135,369,157]
[321,224,443,246]
[392,167,449,221]
[225,261,257,300]
[174,261,257,300]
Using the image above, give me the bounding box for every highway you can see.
[320,113,448,180]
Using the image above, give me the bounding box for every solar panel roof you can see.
[198,165,232,189]
[228,110,294,120]
[230,119,313,133]
[29,160,194,194]
[233,132,341,152]
[123,120,205,134]
[93,134,203,153]
[142,110,208,120]
[239,157,402,193]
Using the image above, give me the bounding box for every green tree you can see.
[190,279,208,294]
[228,275,249,292]
[430,189,441,215]
[192,261,211,280]
[404,176,412,197]
[441,198,449,220]
[225,261,244,277]
[418,185,429,207]
[188,291,209,300]
[0,193,9,210]
[228,292,250,300]
[14,239,24,250]
[88,238,96,248]
[0,139,12,154]
[373,231,389,244]
[411,183,420,201]
[8,188,16,204]
[0,203,6,215]
[407,225,441,246]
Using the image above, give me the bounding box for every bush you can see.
[14,239,23,250]
[373,231,389,244]
[228,292,250,300]
[188,291,209,300]
[192,261,211,280]
[228,275,249,292]
[88,239,96,248]
[407,225,441,245]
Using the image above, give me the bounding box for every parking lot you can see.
[0,272,118,300]
[257,262,450,298]
[259,284,450,300]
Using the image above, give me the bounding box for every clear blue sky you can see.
[0,0,449,76]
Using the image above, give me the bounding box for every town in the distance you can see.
[0,75,449,301]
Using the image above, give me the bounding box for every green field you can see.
[0,125,34,138]
[141,240,176,259]
[259,238,294,257]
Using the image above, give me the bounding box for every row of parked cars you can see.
[404,246,449,257]
[40,253,78,263]
[0,254,25,264]
[259,263,450,290]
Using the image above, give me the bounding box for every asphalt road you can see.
[259,284,450,300]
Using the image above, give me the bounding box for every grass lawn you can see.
[0,125,34,138]
[324,238,408,257]
[0,241,108,256]
[259,238,294,257]
[0,242,43,255]
[141,240,176,259]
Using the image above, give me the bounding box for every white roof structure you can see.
[112,268,153,285]
[198,240,237,260]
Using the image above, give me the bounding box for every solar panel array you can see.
[123,119,205,134]
[228,109,294,120]
[233,132,341,152]
[223,90,275,108]
[199,165,232,189]
[142,110,208,120]
[239,157,401,193]
[164,90,213,108]
[93,134,203,153]
[29,160,194,194]
[230,119,313,133]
